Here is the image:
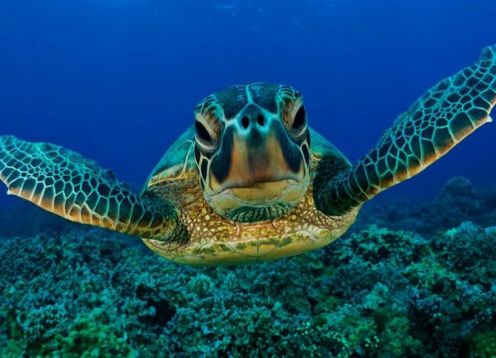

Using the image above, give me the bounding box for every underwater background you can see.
[1,0,496,356]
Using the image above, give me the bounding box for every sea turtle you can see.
[1,45,495,265]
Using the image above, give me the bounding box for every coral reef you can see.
[0,177,495,356]
[357,177,496,235]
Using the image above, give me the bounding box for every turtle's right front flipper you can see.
[315,45,496,215]
[0,136,186,242]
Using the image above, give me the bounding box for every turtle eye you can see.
[292,105,307,132]
[195,121,212,143]
[195,119,219,150]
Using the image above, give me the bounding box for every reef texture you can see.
[0,177,495,357]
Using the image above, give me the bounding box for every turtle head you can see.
[193,83,311,222]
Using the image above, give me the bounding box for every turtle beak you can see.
[208,104,306,203]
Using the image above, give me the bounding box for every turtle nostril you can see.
[257,114,266,126]
[241,116,250,129]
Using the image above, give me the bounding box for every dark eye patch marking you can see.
[210,126,234,184]
[273,122,303,174]
[200,159,208,181]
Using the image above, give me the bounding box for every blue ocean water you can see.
[1,1,496,356]
[0,0,495,198]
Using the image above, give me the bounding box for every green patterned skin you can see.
[0,136,186,241]
[315,45,496,215]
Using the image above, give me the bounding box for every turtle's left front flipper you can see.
[316,45,496,215]
[0,136,186,241]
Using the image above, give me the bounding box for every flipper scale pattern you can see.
[0,136,184,241]
[317,45,496,215]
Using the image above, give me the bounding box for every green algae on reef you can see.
[0,177,495,357]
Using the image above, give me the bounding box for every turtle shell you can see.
[308,128,350,166]
[143,126,197,191]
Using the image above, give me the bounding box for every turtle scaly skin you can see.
[317,46,496,215]
[0,136,186,241]
[0,45,495,265]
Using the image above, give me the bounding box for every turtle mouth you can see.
[221,179,301,203]
[206,177,309,222]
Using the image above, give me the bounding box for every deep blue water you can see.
[0,0,495,201]
[2,2,496,355]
